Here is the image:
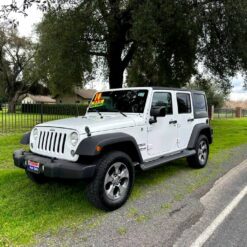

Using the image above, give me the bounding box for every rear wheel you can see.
[25,170,48,184]
[187,135,209,168]
[86,151,134,211]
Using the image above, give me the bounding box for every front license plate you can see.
[27,160,41,174]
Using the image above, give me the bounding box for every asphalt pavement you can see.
[204,196,247,247]
[36,144,247,247]
[175,159,247,247]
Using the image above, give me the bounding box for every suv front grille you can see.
[38,130,67,154]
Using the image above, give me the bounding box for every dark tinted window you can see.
[193,94,207,114]
[151,92,173,114]
[177,93,191,114]
[88,90,148,113]
[193,93,208,118]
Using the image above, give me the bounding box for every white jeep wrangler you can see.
[14,87,213,210]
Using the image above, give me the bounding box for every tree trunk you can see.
[108,65,124,89]
[7,92,20,113]
[107,41,125,89]
[8,99,16,113]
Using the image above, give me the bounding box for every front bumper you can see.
[13,149,96,179]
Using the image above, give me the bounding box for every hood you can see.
[37,114,139,134]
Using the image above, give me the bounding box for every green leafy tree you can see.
[188,75,230,108]
[0,26,40,112]
[35,10,93,94]
[127,0,247,89]
[1,0,247,90]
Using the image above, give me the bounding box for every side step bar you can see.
[140,150,196,171]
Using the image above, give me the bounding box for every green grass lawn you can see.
[0,118,247,246]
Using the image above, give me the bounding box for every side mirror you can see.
[149,106,166,124]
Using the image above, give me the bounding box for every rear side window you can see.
[152,92,173,114]
[193,93,208,118]
[177,93,191,114]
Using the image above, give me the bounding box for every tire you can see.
[86,151,135,211]
[187,135,209,169]
[25,170,48,184]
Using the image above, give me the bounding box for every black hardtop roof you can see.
[151,86,205,94]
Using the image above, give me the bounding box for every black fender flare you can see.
[20,132,31,145]
[75,132,143,163]
[187,123,213,149]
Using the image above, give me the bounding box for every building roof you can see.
[74,88,96,99]
[25,94,56,103]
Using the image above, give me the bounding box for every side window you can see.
[193,93,208,118]
[193,94,207,114]
[151,92,173,114]
[177,93,191,114]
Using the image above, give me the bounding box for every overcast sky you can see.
[1,1,246,100]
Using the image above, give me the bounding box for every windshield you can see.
[88,90,148,113]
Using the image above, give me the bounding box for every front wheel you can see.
[86,151,135,211]
[187,135,209,168]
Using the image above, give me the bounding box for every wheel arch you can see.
[75,132,143,163]
[20,132,31,145]
[187,123,213,149]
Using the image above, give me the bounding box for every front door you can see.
[147,91,178,157]
[176,92,194,149]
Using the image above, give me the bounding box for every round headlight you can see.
[70,132,79,146]
[33,128,39,140]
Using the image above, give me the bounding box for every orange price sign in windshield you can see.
[91,92,104,108]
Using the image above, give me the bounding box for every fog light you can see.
[31,143,34,148]
[71,150,75,156]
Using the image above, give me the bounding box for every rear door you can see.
[176,92,194,149]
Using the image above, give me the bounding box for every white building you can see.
[21,94,56,104]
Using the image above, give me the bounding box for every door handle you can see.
[169,120,177,124]
[187,118,194,122]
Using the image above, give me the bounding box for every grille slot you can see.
[42,132,46,150]
[61,133,66,153]
[45,132,49,151]
[49,132,53,151]
[57,133,62,153]
[38,131,42,149]
[37,130,67,154]
[53,133,57,152]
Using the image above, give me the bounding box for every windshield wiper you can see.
[119,111,127,117]
[94,109,103,119]
[112,109,127,117]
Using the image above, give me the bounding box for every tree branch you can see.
[13,48,35,80]
[0,48,11,86]
[4,46,17,63]
[98,0,109,23]
[122,43,136,70]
